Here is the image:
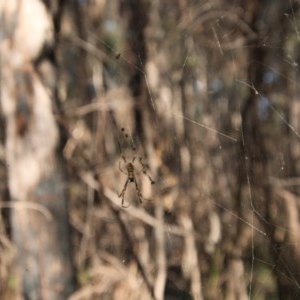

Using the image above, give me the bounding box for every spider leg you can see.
[118,178,130,207]
[133,176,144,204]
[138,157,155,184]
[119,161,127,174]
[143,171,155,184]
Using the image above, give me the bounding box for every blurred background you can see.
[1,0,300,299]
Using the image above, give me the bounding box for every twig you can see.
[80,172,185,236]
[0,201,53,221]
[103,187,184,236]
[154,199,166,300]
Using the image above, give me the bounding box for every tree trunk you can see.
[0,1,76,298]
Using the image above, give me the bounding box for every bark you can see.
[0,1,76,298]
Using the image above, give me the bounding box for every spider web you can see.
[66,1,300,299]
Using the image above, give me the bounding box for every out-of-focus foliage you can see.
[1,0,300,299]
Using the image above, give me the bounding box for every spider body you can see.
[118,154,155,207]
[125,162,135,182]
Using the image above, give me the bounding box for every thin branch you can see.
[154,199,167,300]
[80,171,185,236]
[0,201,53,221]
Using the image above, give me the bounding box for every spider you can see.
[118,137,155,207]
